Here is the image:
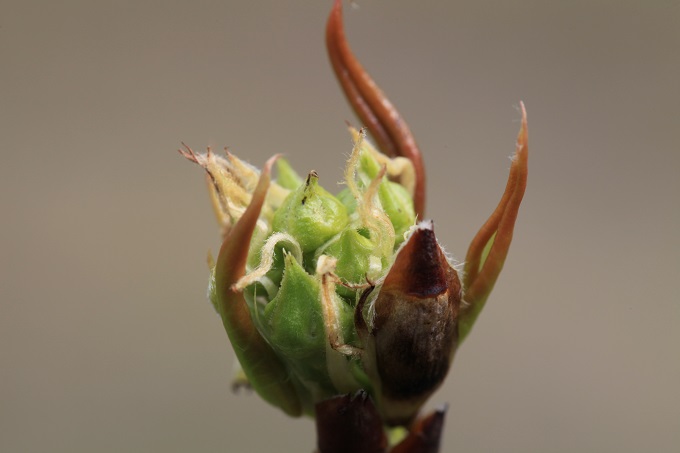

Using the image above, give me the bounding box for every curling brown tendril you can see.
[326,0,426,219]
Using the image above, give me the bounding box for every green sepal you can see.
[276,158,304,190]
[263,254,335,394]
[335,187,356,214]
[458,232,496,342]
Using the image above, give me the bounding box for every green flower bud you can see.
[272,171,349,253]
[185,111,527,428]
[322,228,377,299]
[336,181,415,247]
[378,180,415,245]
[337,129,417,247]
[183,1,528,446]
[185,131,466,427]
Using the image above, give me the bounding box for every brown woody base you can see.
[315,392,446,453]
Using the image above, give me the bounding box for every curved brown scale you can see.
[326,0,426,218]
[460,103,528,340]
[214,155,302,416]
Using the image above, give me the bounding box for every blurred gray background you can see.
[2,0,679,451]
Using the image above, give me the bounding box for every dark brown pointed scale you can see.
[372,222,461,425]
[381,222,451,298]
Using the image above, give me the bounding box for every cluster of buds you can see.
[181,1,527,451]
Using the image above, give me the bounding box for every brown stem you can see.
[316,392,388,453]
[392,406,447,453]
[315,393,447,453]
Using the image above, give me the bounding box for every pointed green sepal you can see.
[264,254,333,392]
[276,158,304,190]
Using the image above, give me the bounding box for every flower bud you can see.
[183,0,528,435]
[273,171,349,253]
[323,228,377,299]
[377,181,416,245]
[336,132,416,246]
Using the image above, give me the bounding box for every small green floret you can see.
[273,172,349,252]
[378,181,415,244]
[324,228,377,298]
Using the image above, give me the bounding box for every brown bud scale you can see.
[371,223,461,425]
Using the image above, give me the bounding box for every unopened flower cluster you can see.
[181,128,460,425]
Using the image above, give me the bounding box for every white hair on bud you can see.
[232,232,302,291]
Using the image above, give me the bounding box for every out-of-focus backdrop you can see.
[2,1,679,451]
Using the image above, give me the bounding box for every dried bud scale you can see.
[368,222,461,426]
